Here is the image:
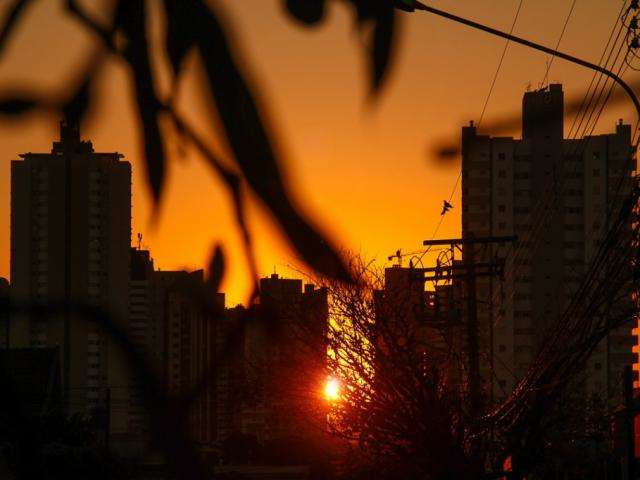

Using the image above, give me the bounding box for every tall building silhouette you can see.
[161,269,224,450]
[10,119,131,424]
[461,84,634,400]
[374,265,464,386]
[232,274,328,444]
[120,247,165,453]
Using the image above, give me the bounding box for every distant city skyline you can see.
[0,1,635,305]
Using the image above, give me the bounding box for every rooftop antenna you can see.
[137,233,143,250]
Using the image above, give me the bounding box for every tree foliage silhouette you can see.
[0,0,405,295]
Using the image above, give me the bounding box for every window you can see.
[498,152,506,160]
[498,205,506,213]
[498,170,506,178]
[593,168,600,177]
[498,345,506,353]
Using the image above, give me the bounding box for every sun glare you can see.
[324,377,340,401]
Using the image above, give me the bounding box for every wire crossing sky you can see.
[0,0,635,304]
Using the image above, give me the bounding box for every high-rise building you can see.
[10,119,131,427]
[0,347,61,416]
[461,84,634,401]
[130,248,165,377]
[114,257,226,455]
[160,269,224,450]
[374,266,464,391]
[121,247,165,451]
[234,274,328,444]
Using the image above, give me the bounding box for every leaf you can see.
[180,0,352,282]
[284,0,326,26]
[0,96,38,115]
[62,80,89,125]
[371,5,396,94]
[61,54,103,128]
[65,0,115,49]
[117,0,167,205]
[345,0,398,95]
[207,244,226,293]
[0,0,33,59]
[163,0,197,76]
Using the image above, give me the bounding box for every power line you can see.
[540,0,577,87]
[433,0,525,241]
[490,1,630,316]
[479,0,526,126]
[476,2,633,390]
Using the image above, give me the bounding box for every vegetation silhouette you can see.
[0,1,639,479]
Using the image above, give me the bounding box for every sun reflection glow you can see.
[324,377,340,401]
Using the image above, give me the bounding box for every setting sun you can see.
[324,377,340,401]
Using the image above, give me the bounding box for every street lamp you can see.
[396,0,640,121]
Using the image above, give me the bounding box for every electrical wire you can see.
[540,0,577,87]
[475,1,634,389]
[431,0,525,242]
[490,2,631,319]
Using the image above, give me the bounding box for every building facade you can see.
[232,274,328,444]
[374,265,464,393]
[120,247,167,449]
[10,119,131,430]
[461,84,634,401]
[160,269,225,450]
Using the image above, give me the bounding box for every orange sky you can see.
[0,0,635,305]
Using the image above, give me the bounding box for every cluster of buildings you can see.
[462,84,635,401]
[0,119,329,463]
[381,84,635,406]
[0,83,637,474]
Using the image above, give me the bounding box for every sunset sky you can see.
[0,0,635,305]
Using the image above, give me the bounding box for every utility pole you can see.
[464,234,480,415]
[422,235,516,417]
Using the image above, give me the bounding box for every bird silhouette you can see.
[441,200,453,216]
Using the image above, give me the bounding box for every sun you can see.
[324,377,340,401]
